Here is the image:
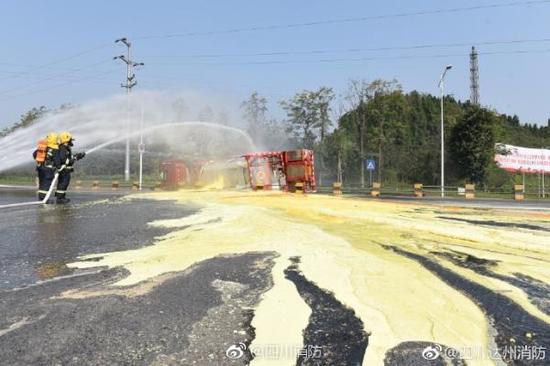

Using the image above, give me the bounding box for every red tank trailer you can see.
[283,149,316,192]
[243,149,316,192]
[159,160,190,188]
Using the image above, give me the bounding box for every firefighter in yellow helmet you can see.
[55,132,85,204]
[33,132,61,202]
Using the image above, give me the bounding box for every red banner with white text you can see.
[494,144,550,173]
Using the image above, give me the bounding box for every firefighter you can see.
[33,132,60,202]
[56,132,85,204]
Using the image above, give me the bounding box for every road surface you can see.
[0,188,548,365]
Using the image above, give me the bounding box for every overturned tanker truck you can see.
[159,149,316,192]
[243,149,316,192]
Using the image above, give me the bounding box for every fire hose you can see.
[0,165,65,209]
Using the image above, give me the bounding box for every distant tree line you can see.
[2,81,549,187]
[241,80,549,188]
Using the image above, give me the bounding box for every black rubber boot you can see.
[56,197,71,204]
[55,192,70,204]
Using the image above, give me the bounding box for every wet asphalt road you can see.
[0,253,277,366]
[1,188,549,365]
[0,189,276,365]
[0,189,375,365]
[0,189,197,289]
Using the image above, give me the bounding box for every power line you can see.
[1,47,545,101]
[2,37,547,91]
[0,59,113,96]
[0,2,545,88]
[0,65,104,82]
[1,46,547,101]
[0,63,108,79]
[0,69,119,102]
[32,43,111,69]
[0,43,111,82]
[0,1,545,87]
[135,0,550,40]
[147,37,550,59]
[147,47,550,66]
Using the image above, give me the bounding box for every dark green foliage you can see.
[449,107,497,185]
[321,86,549,187]
[279,87,334,149]
[2,86,549,187]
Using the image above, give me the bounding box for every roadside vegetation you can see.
[1,79,549,193]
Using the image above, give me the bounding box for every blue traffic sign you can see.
[366,159,376,171]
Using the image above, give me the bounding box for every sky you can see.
[1,0,549,128]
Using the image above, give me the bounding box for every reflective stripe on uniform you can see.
[37,190,49,194]
[56,190,66,194]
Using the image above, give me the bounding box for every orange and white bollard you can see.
[465,184,475,199]
[514,184,524,201]
[371,182,381,197]
[414,183,423,198]
[332,182,342,196]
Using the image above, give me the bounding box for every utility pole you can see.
[114,37,144,182]
[470,46,480,105]
[438,65,453,198]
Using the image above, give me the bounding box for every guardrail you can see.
[70,180,161,191]
[315,183,549,200]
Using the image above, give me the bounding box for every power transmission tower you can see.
[469,46,480,106]
[114,37,144,182]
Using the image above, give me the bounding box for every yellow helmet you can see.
[45,132,59,149]
[59,131,73,144]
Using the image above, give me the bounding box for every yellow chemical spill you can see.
[250,256,312,366]
[68,190,550,366]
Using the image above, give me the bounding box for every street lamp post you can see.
[138,104,145,191]
[438,64,453,198]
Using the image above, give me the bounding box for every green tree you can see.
[241,91,268,144]
[314,87,335,143]
[279,87,334,149]
[344,79,401,186]
[449,107,497,185]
